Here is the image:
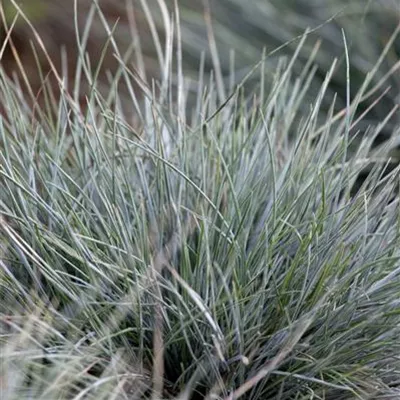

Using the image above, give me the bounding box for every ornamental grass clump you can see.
[1,1,400,399]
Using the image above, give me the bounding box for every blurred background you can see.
[1,0,399,140]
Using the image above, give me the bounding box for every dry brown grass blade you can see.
[148,214,198,400]
[222,315,314,400]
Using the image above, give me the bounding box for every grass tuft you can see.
[1,1,400,399]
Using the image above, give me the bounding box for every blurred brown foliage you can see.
[0,0,162,111]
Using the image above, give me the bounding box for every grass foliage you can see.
[1,1,400,399]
